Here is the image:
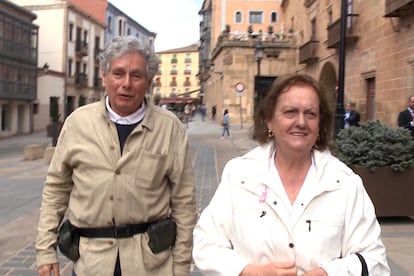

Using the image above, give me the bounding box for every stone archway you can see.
[319,62,337,114]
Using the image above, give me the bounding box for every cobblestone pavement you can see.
[0,115,413,275]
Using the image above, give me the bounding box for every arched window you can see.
[235,11,242,23]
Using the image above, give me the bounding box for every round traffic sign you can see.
[235,82,245,93]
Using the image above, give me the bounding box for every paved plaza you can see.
[0,115,413,275]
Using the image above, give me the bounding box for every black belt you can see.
[75,222,151,239]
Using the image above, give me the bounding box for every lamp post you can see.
[335,0,348,137]
[255,43,264,76]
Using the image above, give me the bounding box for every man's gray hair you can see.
[99,36,159,80]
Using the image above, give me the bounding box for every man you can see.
[36,36,196,276]
[344,103,360,128]
[398,95,414,136]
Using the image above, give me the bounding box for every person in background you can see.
[344,102,360,128]
[397,95,414,136]
[200,104,207,121]
[211,105,217,120]
[36,36,196,276]
[193,74,389,275]
[220,109,230,139]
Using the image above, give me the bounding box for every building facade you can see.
[10,0,107,133]
[0,0,38,137]
[105,2,156,47]
[155,44,200,99]
[199,0,414,129]
[199,0,292,123]
[283,0,414,128]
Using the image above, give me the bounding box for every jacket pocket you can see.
[134,149,167,189]
[141,232,172,270]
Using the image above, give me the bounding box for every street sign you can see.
[235,82,245,97]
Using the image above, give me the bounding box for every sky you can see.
[109,0,204,52]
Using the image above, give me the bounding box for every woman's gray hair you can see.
[99,36,159,80]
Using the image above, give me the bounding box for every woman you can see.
[193,74,389,275]
[220,109,230,139]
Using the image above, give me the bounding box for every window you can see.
[83,30,88,43]
[1,104,12,131]
[118,19,122,35]
[270,12,278,23]
[235,11,242,23]
[107,16,112,33]
[69,23,73,41]
[68,59,73,76]
[127,28,131,35]
[311,18,316,39]
[249,11,263,24]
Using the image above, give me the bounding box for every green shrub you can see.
[335,120,414,172]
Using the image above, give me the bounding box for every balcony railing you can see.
[170,81,177,87]
[75,73,88,87]
[384,0,414,17]
[154,81,161,87]
[184,70,191,75]
[183,81,191,86]
[327,14,359,49]
[184,58,192,63]
[170,70,178,75]
[76,41,88,56]
[299,40,319,64]
[0,80,35,100]
[170,58,177,64]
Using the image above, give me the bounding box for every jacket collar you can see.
[240,143,343,193]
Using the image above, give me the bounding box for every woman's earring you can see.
[267,129,274,138]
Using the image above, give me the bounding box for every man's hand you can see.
[240,262,297,276]
[38,263,60,276]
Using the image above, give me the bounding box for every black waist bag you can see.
[147,218,177,254]
[57,220,80,262]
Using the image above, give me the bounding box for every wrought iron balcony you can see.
[327,14,359,49]
[0,81,35,100]
[384,0,414,17]
[170,81,177,87]
[75,73,88,88]
[184,70,191,75]
[154,81,161,87]
[76,40,88,56]
[183,81,191,86]
[299,40,319,64]
[170,70,178,75]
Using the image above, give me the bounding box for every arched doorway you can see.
[319,62,337,115]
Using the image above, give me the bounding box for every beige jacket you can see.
[36,98,196,276]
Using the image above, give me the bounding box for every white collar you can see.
[105,96,146,125]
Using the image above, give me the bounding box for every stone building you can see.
[0,0,38,137]
[198,0,291,123]
[282,0,414,128]
[199,0,414,128]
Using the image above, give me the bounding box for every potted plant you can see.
[335,120,414,217]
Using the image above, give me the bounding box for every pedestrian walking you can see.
[344,102,360,128]
[35,36,196,276]
[220,109,230,139]
[211,105,217,120]
[200,104,207,121]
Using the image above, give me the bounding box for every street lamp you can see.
[334,0,348,137]
[255,43,264,76]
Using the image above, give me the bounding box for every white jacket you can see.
[193,143,390,275]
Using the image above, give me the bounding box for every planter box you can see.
[353,166,414,217]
